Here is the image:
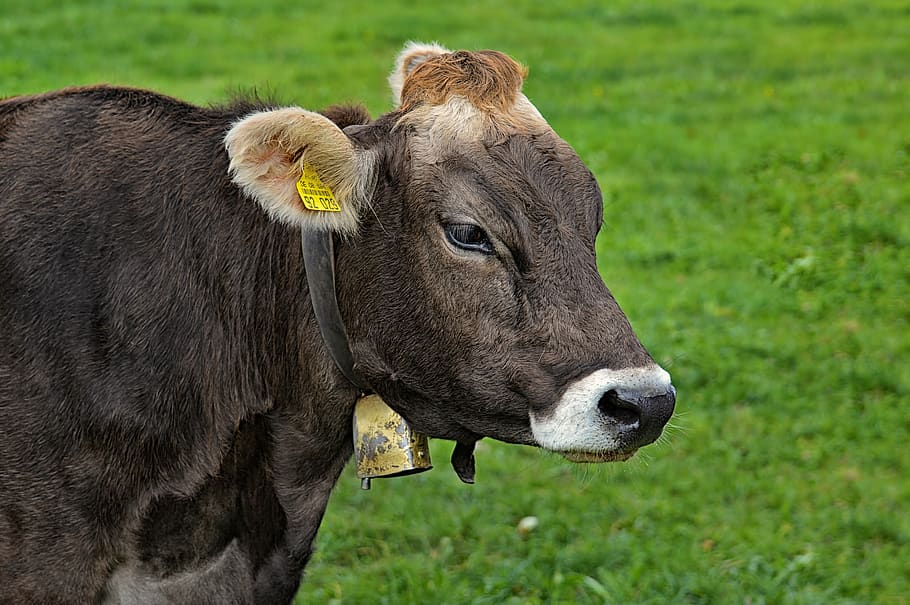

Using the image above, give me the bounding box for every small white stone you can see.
[517,516,539,537]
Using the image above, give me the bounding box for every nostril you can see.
[597,390,641,426]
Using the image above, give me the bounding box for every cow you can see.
[0,43,676,604]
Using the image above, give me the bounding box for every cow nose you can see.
[597,387,676,447]
[529,365,674,457]
[597,390,641,425]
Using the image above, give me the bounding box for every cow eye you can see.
[444,223,495,255]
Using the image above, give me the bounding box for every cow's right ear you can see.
[389,41,451,106]
[225,108,374,235]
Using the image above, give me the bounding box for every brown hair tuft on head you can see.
[399,50,528,113]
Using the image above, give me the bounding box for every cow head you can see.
[225,43,675,464]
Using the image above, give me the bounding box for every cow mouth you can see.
[559,449,638,463]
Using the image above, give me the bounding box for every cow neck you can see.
[300,229,369,393]
[302,230,478,485]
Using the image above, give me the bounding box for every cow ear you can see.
[224,107,374,235]
[389,41,451,106]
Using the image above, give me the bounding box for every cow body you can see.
[0,45,675,604]
[0,87,345,603]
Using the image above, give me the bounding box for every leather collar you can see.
[301,230,369,392]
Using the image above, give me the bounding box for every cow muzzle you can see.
[529,365,676,462]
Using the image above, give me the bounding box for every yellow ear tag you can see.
[295,163,341,212]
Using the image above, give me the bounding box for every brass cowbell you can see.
[352,394,432,489]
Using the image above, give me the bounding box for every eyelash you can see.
[444,223,495,255]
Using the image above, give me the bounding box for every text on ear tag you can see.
[295,163,341,212]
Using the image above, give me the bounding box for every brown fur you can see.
[0,45,673,605]
[319,104,372,129]
[399,50,528,114]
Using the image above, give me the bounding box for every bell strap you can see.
[300,230,369,392]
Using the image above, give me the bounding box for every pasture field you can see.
[3,1,908,603]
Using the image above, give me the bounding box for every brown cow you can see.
[0,43,675,604]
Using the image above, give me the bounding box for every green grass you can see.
[4,1,909,603]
